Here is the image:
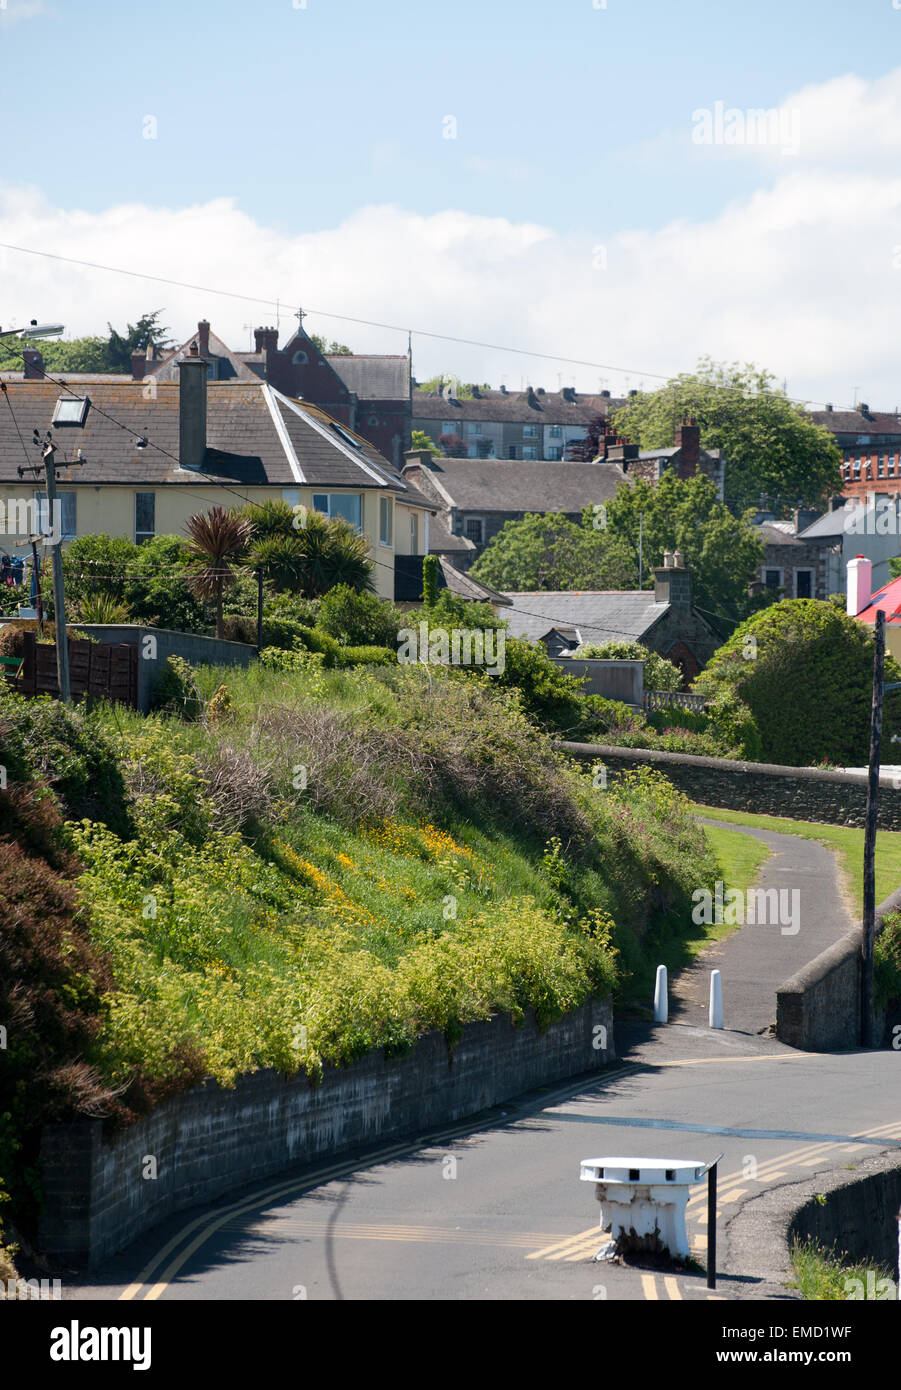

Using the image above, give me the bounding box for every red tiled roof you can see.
[856,575,901,624]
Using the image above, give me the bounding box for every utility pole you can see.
[42,442,71,703]
[30,539,43,632]
[861,608,886,1047]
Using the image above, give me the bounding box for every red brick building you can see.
[810,405,901,501]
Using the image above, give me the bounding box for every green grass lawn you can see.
[690,803,901,915]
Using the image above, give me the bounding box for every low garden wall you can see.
[38,997,614,1269]
[548,658,643,705]
[559,741,901,830]
[78,624,256,712]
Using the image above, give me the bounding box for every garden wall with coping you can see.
[38,997,614,1269]
[78,624,256,712]
[559,741,901,830]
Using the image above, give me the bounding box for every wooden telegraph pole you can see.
[861,608,886,1047]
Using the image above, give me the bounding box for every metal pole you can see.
[256,566,264,653]
[707,1160,718,1289]
[42,443,70,703]
[861,608,885,1047]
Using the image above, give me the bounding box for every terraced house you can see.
[0,347,434,602]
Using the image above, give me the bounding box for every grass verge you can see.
[789,1236,896,1300]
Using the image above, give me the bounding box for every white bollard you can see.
[653,965,668,1023]
[709,970,723,1029]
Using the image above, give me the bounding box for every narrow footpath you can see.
[670,818,855,1036]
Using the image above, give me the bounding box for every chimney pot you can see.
[847,554,873,618]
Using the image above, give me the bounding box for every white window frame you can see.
[549,425,563,438]
[410,511,419,553]
[522,424,538,439]
[379,496,393,547]
[312,492,364,533]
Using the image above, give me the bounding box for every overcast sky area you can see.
[2,0,900,407]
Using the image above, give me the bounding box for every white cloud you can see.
[4,68,901,410]
[0,1,47,29]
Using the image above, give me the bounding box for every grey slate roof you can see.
[810,409,901,438]
[502,591,670,645]
[428,513,476,554]
[753,520,809,548]
[795,510,849,540]
[416,459,627,512]
[328,355,411,400]
[145,329,259,383]
[413,389,625,426]
[439,557,511,606]
[0,380,433,501]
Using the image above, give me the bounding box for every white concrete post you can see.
[654,965,668,1023]
[709,970,723,1029]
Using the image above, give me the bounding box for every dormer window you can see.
[52,396,89,426]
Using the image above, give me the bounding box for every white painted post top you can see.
[580,1157,707,1186]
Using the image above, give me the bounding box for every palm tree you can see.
[183,506,252,638]
[244,505,374,598]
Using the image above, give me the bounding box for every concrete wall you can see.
[790,1154,901,1276]
[77,625,256,712]
[38,997,614,1269]
[560,740,901,831]
[776,884,901,1051]
[549,657,643,704]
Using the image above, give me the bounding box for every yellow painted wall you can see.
[0,484,431,602]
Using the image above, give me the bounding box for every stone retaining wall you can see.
[38,998,614,1269]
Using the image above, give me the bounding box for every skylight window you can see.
[52,396,89,426]
[330,422,362,450]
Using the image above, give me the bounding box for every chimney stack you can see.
[674,417,700,478]
[131,350,147,381]
[22,347,44,380]
[178,342,208,471]
[654,552,692,606]
[197,319,211,358]
[254,326,279,355]
[846,554,873,618]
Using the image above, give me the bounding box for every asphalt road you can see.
[67,1021,901,1303]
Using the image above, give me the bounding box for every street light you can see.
[0,320,65,340]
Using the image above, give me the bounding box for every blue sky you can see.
[2,0,901,402]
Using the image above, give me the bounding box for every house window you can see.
[880,455,888,476]
[312,493,363,531]
[466,422,483,436]
[135,492,155,544]
[442,421,457,435]
[51,396,89,426]
[523,446,538,460]
[547,447,562,461]
[508,445,517,459]
[549,425,562,438]
[464,517,484,545]
[853,460,862,477]
[281,488,300,506]
[523,424,537,438]
[763,568,782,590]
[34,490,76,539]
[794,569,813,599]
[379,497,393,546]
[292,350,309,365]
[410,512,419,553]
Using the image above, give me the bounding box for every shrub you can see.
[488,636,586,732]
[293,625,343,667]
[153,655,203,719]
[576,640,683,692]
[0,619,94,655]
[337,645,397,667]
[317,584,404,648]
[694,599,898,765]
[875,912,901,1011]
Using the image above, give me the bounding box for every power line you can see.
[0,239,853,412]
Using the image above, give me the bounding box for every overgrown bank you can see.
[0,659,718,1252]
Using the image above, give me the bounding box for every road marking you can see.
[527,1226,601,1260]
[664,1276,682,1300]
[717,1188,747,1204]
[641,1274,658,1300]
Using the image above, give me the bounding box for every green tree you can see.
[695,599,901,765]
[471,513,637,591]
[318,585,403,647]
[310,335,353,355]
[105,311,174,373]
[613,357,842,515]
[125,535,208,633]
[411,429,441,460]
[183,507,252,639]
[600,472,764,630]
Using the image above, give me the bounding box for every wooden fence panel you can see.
[2,632,138,708]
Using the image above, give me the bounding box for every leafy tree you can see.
[125,535,207,633]
[694,599,901,765]
[471,513,636,591]
[422,553,439,607]
[612,357,842,515]
[310,335,352,355]
[411,429,441,460]
[183,507,252,639]
[61,534,136,608]
[600,472,764,630]
[576,640,683,691]
[0,336,110,375]
[438,433,468,458]
[105,311,174,373]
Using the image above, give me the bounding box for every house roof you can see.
[810,409,901,439]
[413,389,625,426]
[439,557,511,606]
[427,512,476,554]
[413,459,627,512]
[0,379,433,502]
[144,329,259,383]
[502,591,670,645]
[754,520,810,548]
[855,575,901,626]
[328,355,411,400]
